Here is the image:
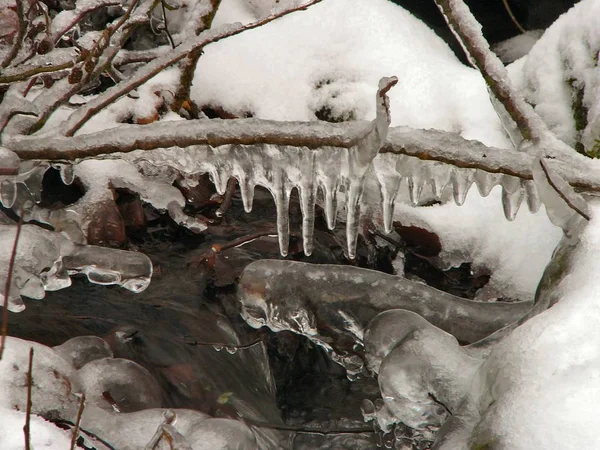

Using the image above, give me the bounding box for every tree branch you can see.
[1,0,27,68]
[433,0,573,158]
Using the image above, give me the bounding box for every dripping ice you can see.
[131,76,398,259]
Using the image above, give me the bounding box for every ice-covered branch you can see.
[8,121,600,195]
[59,0,324,136]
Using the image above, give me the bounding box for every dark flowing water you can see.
[8,189,383,449]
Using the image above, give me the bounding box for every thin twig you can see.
[501,0,527,34]
[0,208,26,360]
[243,417,374,435]
[70,394,86,450]
[177,336,264,350]
[160,0,176,49]
[215,178,237,217]
[24,347,34,450]
[52,419,118,450]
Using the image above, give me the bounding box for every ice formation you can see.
[0,219,152,312]
[353,163,600,448]
[237,260,532,376]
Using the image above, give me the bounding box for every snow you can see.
[0,409,72,450]
[492,30,544,64]
[471,199,600,449]
[395,186,562,301]
[515,0,600,151]
[194,0,510,148]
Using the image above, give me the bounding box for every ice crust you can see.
[0,222,152,312]
[0,336,262,449]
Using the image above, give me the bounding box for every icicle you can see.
[450,168,475,206]
[406,167,425,206]
[209,167,225,196]
[502,186,524,220]
[524,180,541,213]
[18,161,49,203]
[20,275,46,300]
[40,260,72,291]
[473,170,501,197]
[321,178,338,230]
[238,174,255,213]
[59,164,75,185]
[345,181,364,259]
[0,178,17,208]
[299,183,316,256]
[500,174,522,194]
[374,154,401,233]
[428,163,452,199]
[500,174,525,220]
[298,150,317,256]
[272,169,291,257]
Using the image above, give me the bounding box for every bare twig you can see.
[60,0,324,136]
[0,60,75,84]
[160,0,176,49]
[242,417,374,435]
[215,178,237,217]
[24,347,34,450]
[501,0,527,34]
[70,394,86,450]
[52,0,121,44]
[0,208,26,360]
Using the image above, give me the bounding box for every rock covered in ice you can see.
[362,190,600,448]
[53,335,113,369]
[0,337,81,419]
[78,357,163,412]
[0,335,262,449]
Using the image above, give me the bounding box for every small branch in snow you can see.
[70,394,86,450]
[0,208,25,360]
[52,0,121,44]
[171,0,222,113]
[215,178,238,217]
[159,0,176,49]
[59,0,324,136]
[24,347,34,450]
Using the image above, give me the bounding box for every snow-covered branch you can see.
[433,0,577,159]
[59,0,324,136]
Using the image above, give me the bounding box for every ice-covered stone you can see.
[53,335,113,369]
[78,357,163,412]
